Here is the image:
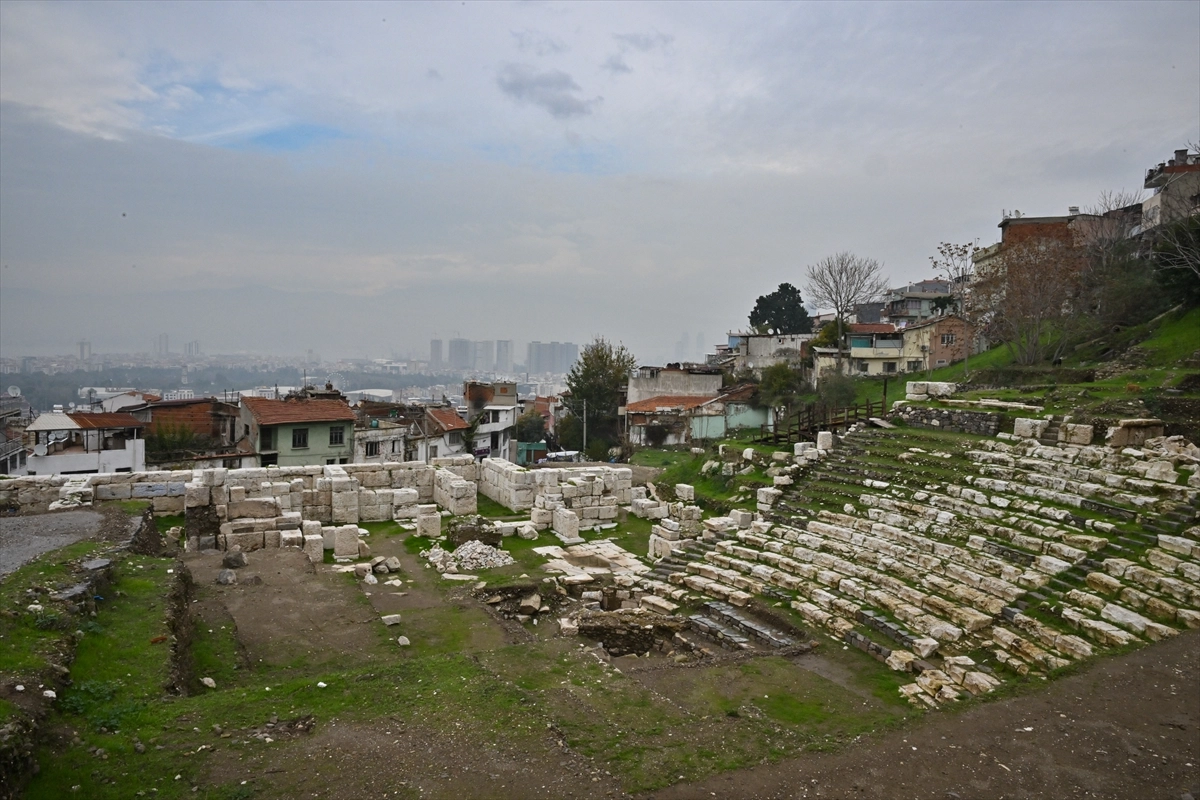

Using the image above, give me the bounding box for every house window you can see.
[339,457,348,464]
[326,458,336,465]
[261,453,278,467]
[907,360,922,372]
[365,441,380,458]
[261,428,275,450]
[491,410,500,423]
[329,425,344,446]
[884,362,897,373]
[936,359,948,366]
[491,431,500,450]
[292,428,309,449]
[449,432,462,445]
[392,441,401,453]
[856,360,869,373]
[430,445,439,459]
[941,333,957,346]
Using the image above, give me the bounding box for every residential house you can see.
[23,409,146,475]
[626,384,773,446]
[1141,148,1200,229]
[414,406,470,462]
[464,381,518,460]
[127,397,242,468]
[1,397,30,474]
[626,365,723,405]
[238,396,356,467]
[719,334,813,376]
[897,315,977,372]
[136,397,239,444]
[880,279,953,327]
[94,390,161,413]
[353,418,406,463]
[812,318,979,382]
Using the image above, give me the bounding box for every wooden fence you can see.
[756,398,887,445]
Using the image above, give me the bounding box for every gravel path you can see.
[0,510,106,577]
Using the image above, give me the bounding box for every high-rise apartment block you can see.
[525,341,579,375]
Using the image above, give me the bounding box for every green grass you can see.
[156,513,186,531]
[112,499,152,515]
[0,539,117,675]
[475,493,526,519]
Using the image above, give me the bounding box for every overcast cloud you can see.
[0,0,1196,364]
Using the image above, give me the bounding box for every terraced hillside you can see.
[627,425,1199,706]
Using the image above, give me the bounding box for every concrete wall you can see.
[25,438,145,475]
[627,369,722,405]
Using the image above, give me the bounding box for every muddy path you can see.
[648,628,1200,800]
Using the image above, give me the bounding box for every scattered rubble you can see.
[421,540,515,573]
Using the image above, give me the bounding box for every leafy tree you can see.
[516,408,547,443]
[556,413,583,451]
[749,283,813,334]
[929,295,957,315]
[816,373,857,409]
[564,337,637,449]
[805,253,888,369]
[758,363,804,429]
[809,318,849,349]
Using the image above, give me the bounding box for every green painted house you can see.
[239,396,356,467]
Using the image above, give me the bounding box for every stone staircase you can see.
[639,424,1200,705]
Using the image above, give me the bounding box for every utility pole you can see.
[582,399,587,451]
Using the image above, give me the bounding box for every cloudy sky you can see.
[1,1,1196,364]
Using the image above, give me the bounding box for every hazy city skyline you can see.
[1,1,1196,364]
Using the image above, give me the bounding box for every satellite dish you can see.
[6,386,18,397]
[68,402,77,410]
[33,443,47,457]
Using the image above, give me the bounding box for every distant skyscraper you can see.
[154,333,169,356]
[430,339,443,370]
[526,341,579,375]
[77,340,91,361]
[675,332,689,362]
[472,340,495,372]
[496,340,513,373]
[448,338,471,370]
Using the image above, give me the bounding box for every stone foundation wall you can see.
[892,405,1001,436]
[478,459,633,518]
[433,467,478,516]
[0,460,447,523]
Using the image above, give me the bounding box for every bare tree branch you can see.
[805,252,888,366]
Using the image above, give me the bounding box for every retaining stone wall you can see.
[892,405,1001,436]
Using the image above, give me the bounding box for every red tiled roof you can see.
[849,323,898,334]
[427,407,469,432]
[716,384,758,404]
[67,412,144,429]
[626,395,714,413]
[241,396,355,426]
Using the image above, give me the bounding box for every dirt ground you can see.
[186,548,390,670]
[649,628,1200,800]
[186,540,1199,800]
[0,506,136,576]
